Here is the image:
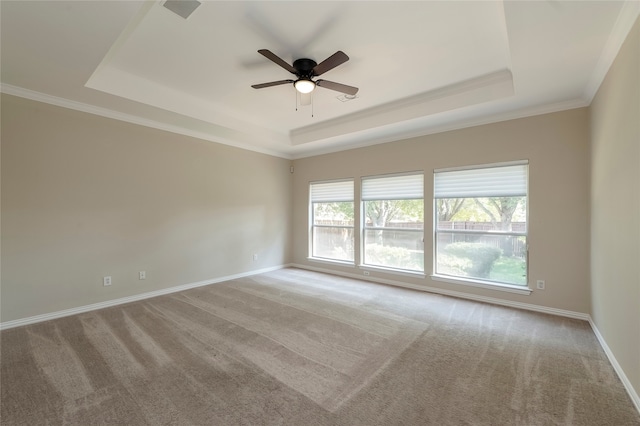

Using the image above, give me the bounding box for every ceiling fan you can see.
[251,49,359,96]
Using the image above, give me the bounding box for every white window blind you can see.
[310,180,354,202]
[434,164,527,198]
[362,173,424,200]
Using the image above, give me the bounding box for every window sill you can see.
[361,265,426,279]
[307,257,356,268]
[430,274,532,295]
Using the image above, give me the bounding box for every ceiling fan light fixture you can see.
[294,79,316,94]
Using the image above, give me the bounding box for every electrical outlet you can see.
[536,280,545,290]
[139,271,146,280]
[253,254,258,261]
[363,271,370,276]
[103,276,112,286]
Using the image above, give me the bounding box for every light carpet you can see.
[2,268,639,425]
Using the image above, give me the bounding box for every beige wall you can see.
[1,94,292,322]
[1,18,636,403]
[292,108,591,314]
[590,17,640,398]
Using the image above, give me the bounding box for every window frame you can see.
[309,179,355,265]
[432,161,531,293]
[361,172,425,274]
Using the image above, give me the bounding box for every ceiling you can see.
[1,1,638,159]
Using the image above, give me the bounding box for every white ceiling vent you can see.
[163,0,201,19]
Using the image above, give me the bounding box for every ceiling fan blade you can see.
[312,51,349,76]
[251,80,294,89]
[257,49,297,74]
[316,79,359,96]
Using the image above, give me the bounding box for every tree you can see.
[314,202,353,224]
[366,200,399,228]
[365,199,423,227]
[437,198,465,221]
[473,197,522,231]
[365,199,423,244]
[472,197,524,256]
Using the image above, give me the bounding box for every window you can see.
[310,180,354,263]
[362,173,424,272]
[434,162,528,286]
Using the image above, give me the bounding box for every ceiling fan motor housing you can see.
[293,58,318,77]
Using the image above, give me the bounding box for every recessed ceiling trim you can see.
[289,97,590,160]
[583,0,640,102]
[86,1,154,89]
[1,1,626,159]
[86,65,290,147]
[290,69,514,146]
[1,84,292,159]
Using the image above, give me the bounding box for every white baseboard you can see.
[0,265,286,330]
[292,263,639,414]
[291,263,589,320]
[2,264,638,415]
[588,317,640,414]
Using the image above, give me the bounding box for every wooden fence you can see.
[315,220,527,258]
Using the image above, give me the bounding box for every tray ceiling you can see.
[1,1,637,158]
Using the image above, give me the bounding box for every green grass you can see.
[490,256,527,285]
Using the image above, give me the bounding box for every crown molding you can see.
[291,97,589,159]
[2,82,589,163]
[583,0,640,102]
[0,84,292,159]
[290,69,514,146]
